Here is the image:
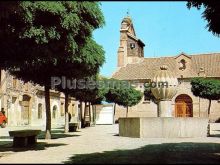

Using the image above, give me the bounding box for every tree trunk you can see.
[83,102,87,127]
[113,103,116,124]
[126,106,128,118]
[77,101,81,129]
[207,99,211,116]
[89,102,91,126]
[207,99,212,137]
[80,101,83,128]
[92,104,96,126]
[94,105,97,125]
[199,97,201,117]
[45,85,51,139]
[157,102,159,117]
[64,92,69,133]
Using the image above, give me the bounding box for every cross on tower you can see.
[126,9,130,16]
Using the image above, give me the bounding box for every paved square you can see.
[0,124,220,164]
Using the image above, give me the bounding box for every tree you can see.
[187,1,220,36]
[71,75,107,128]
[0,1,105,139]
[53,38,105,133]
[191,77,220,136]
[105,79,143,120]
[89,83,108,126]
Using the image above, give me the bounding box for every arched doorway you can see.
[38,103,43,119]
[175,94,193,117]
[52,105,57,119]
[21,95,31,124]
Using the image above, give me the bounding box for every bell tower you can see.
[117,15,145,68]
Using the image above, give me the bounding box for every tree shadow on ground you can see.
[113,134,119,136]
[0,140,66,153]
[0,136,10,139]
[63,142,220,164]
[0,129,80,140]
[0,129,80,155]
[55,126,81,132]
[37,129,80,139]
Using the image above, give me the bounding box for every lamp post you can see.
[151,65,178,117]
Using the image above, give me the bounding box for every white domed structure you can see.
[151,65,178,117]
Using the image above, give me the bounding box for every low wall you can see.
[119,117,209,138]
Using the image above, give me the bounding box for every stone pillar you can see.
[159,100,172,117]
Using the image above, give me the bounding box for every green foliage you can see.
[143,85,158,104]
[72,77,143,108]
[105,79,143,108]
[73,37,105,67]
[0,1,105,86]
[187,1,220,36]
[191,78,220,101]
[72,75,108,105]
[0,1,104,68]
[0,1,105,138]
[191,78,220,135]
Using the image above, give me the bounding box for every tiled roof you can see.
[112,53,220,80]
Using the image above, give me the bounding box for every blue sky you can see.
[93,2,220,77]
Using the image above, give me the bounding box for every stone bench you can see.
[9,130,41,147]
[69,123,78,132]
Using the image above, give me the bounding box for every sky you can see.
[93,2,220,77]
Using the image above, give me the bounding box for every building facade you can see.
[112,16,220,122]
[0,70,79,126]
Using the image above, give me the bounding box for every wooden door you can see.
[21,100,30,125]
[185,104,193,117]
[175,102,187,117]
[22,101,29,120]
[22,106,29,120]
[175,94,193,117]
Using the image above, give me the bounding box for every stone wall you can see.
[119,117,140,138]
[115,79,220,122]
[119,117,209,138]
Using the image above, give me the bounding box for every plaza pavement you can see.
[0,123,220,164]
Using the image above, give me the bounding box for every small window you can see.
[130,43,135,49]
[200,67,204,72]
[61,103,64,116]
[179,59,186,70]
[13,77,17,88]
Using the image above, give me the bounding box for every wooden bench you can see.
[9,130,41,147]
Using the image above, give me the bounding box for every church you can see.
[112,16,220,122]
